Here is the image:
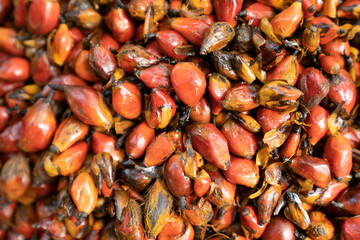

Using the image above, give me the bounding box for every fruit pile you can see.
[0,0,360,239]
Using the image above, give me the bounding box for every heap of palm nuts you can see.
[0,0,360,239]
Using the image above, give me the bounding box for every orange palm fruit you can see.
[340,217,360,240]
[266,55,300,86]
[171,62,206,106]
[324,135,352,178]
[0,28,24,56]
[270,1,303,38]
[165,154,192,198]
[12,204,38,238]
[257,107,291,133]
[75,50,101,82]
[316,179,349,206]
[0,120,22,152]
[189,122,231,170]
[307,211,335,240]
[55,85,113,130]
[31,49,56,85]
[184,194,213,226]
[49,23,74,66]
[70,172,98,225]
[223,155,259,188]
[257,185,282,225]
[213,0,243,27]
[125,121,155,159]
[158,214,185,240]
[194,169,211,197]
[65,0,101,32]
[240,205,267,239]
[280,125,301,159]
[308,17,339,45]
[112,81,142,120]
[304,105,330,145]
[237,3,275,26]
[152,30,190,60]
[190,96,211,123]
[18,93,57,152]
[319,53,341,75]
[302,26,320,52]
[45,141,88,177]
[144,132,176,167]
[51,115,89,153]
[221,119,257,158]
[302,0,317,18]
[208,73,231,114]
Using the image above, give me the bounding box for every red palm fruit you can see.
[302,0,316,18]
[127,0,167,21]
[189,122,231,170]
[304,105,330,145]
[51,115,89,153]
[41,74,87,101]
[0,81,23,97]
[45,141,88,177]
[144,133,176,167]
[158,214,185,240]
[308,17,339,45]
[27,0,60,35]
[89,45,117,80]
[18,95,57,152]
[13,0,26,28]
[262,216,296,240]
[221,119,257,158]
[298,67,329,111]
[328,69,358,114]
[0,120,22,152]
[0,57,30,82]
[237,3,275,26]
[316,179,349,206]
[0,105,9,131]
[135,63,173,93]
[257,185,282,225]
[211,205,236,231]
[31,50,56,85]
[75,50,101,82]
[0,201,17,225]
[337,0,360,19]
[223,84,260,112]
[185,194,214,226]
[144,88,176,128]
[65,0,102,32]
[190,96,211,123]
[208,170,236,214]
[92,132,125,166]
[70,172,98,222]
[49,23,74,66]
[165,154,192,198]
[319,54,340,75]
[0,0,11,24]
[112,81,142,120]
[240,205,267,239]
[270,1,303,38]
[115,199,144,240]
[324,135,352,178]
[0,28,24,56]
[68,26,84,43]
[333,184,360,215]
[200,22,235,55]
[266,55,300,86]
[153,30,189,60]
[280,126,301,159]
[223,155,259,187]
[194,169,211,197]
[145,41,164,58]
[342,125,360,148]
[169,17,211,47]
[171,62,206,106]
[214,0,242,27]
[100,33,120,51]
[340,217,360,240]
[322,38,350,68]
[106,7,135,43]
[61,85,113,130]
[0,154,30,202]
[65,212,94,238]
[291,156,331,188]
[208,73,231,114]
[125,121,155,159]
[66,42,82,70]
[257,107,291,133]
[13,205,38,238]
[117,44,159,73]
